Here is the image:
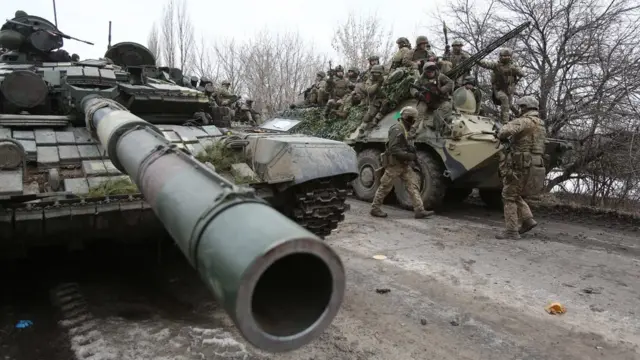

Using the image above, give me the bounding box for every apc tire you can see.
[393,150,447,210]
[479,189,503,209]
[352,148,384,202]
[444,188,473,203]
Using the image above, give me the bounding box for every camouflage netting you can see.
[279,105,366,141]
[86,178,139,197]
[382,73,416,109]
[196,141,246,171]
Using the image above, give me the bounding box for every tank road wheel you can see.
[479,189,503,209]
[394,150,447,210]
[352,148,384,202]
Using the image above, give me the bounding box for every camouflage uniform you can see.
[390,37,416,71]
[477,48,525,124]
[347,67,360,83]
[324,65,351,100]
[215,80,237,106]
[409,62,454,136]
[371,107,434,219]
[359,55,381,83]
[495,96,547,239]
[330,91,361,119]
[410,36,437,74]
[462,76,482,115]
[446,39,471,85]
[357,65,387,137]
[306,71,326,105]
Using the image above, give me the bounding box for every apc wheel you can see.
[394,150,447,210]
[444,188,473,203]
[352,148,383,202]
[479,189,503,209]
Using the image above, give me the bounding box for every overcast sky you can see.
[12,0,448,62]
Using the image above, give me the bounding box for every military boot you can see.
[495,230,520,240]
[414,209,434,219]
[519,218,538,234]
[370,207,388,218]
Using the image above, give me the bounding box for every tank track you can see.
[288,176,352,238]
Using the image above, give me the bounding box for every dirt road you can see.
[1,199,639,360]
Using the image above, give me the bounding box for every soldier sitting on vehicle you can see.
[370,106,434,219]
[213,80,238,106]
[408,62,454,138]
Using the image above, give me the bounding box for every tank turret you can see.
[80,95,345,352]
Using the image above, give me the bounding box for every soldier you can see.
[245,99,262,124]
[447,39,471,85]
[370,106,434,219]
[359,55,381,82]
[357,64,387,138]
[347,67,360,83]
[494,96,546,239]
[330,91,362,119]
[304,71,326,105]
[410,35,437,73]
[390,37,415,71]
[476,47,525,124]
[462,76,482,115]
[324,65,351,100]
[213,80,238,106]
[409,62,454,137]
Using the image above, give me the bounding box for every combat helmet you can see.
[368,55,380,62]
[499,47,513,63]
[348,67,360,75]
[416,36,429,46]
[400,106,419,119]
[221,80,231,86]
[316,71,326,78]
[370,64,385,74]
[396,37,410,47]
[200,76,211,84]
[516,96,538,110]
[462,75,475,85]
[423,61,438,72]
[334,65,344,73]
[452,39,464,47]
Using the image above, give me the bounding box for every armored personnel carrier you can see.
[0,11,357,260]
[277,22,573,210]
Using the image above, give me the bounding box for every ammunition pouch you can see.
[522,154,546,196]
[380,152,390,167]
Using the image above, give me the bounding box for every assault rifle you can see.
[442,21,451,61]
[410,83,441,104]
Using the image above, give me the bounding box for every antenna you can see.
[107,21,112,49]
[52,0,58,27]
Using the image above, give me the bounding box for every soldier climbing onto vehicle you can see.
[357,65,388,138]
[390,37,415,71]
[359,55,381,83]
[370,106,434,219]
[462,76,482,115]
[476,47,525,124]
[408,62,454,138]
[446,39,471,85]
[409,35,437,74]
[494,96,546,240]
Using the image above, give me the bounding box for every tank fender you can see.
[245,136,358,186]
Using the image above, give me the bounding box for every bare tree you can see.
[331,12,394,69]
[438,0,640,207]
[212,38,245,95]
[239,29,328,116]
[192,36,220,82]
[147,22,161,62]
[160,0,176,67]
[175,0,195,72]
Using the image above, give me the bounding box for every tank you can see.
[0,11,348,352]
[276,21,573,209]
[0,11,357,259]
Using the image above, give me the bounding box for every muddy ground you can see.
[1,199,639,360]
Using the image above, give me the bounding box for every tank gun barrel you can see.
[445,21,530,80]
[80,95,346,352]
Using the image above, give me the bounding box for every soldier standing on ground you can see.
[494,96,546,239]
[408,62,454,138]
[370,106,434,219]
[476,48,525,124]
